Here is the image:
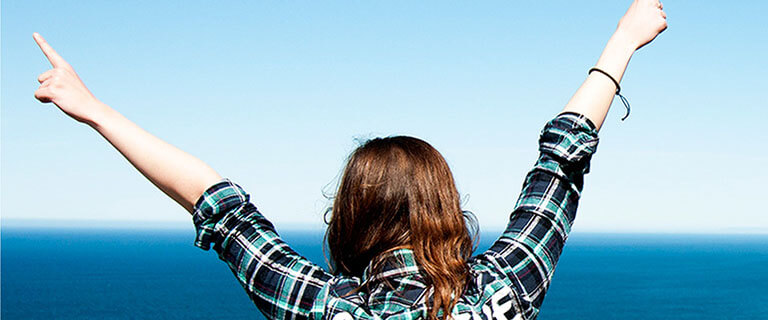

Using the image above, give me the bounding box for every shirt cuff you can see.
[192,178,249,250]
[539,112,600,170]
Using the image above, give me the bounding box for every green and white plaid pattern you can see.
[192,112,599,320]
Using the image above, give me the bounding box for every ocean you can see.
[2,228,767,319]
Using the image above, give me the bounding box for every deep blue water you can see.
[2,228,767,319]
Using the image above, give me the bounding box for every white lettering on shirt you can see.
[332,312,353,320]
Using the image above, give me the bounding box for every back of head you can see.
[326,135,477,320]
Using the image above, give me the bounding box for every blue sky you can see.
[2,1,767,233]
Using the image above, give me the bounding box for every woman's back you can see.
[192,113,598,320]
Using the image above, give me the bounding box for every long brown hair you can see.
[325,136,477,320]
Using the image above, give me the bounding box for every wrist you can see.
[85,100,114,130]
[610,29,641,53]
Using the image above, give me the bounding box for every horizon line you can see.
[3,218,767,236]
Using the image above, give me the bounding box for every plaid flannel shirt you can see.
[192,112,599,320]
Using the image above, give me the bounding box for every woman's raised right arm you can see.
[562,0,667,130]
[32,32,222,213]
[474,1,667,318]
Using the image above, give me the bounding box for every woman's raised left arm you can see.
[32,32,222,213]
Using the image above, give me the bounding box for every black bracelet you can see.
[589,67,631,121]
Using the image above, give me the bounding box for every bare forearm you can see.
[562,0,667,131]
[90,103,221,213]
[33,33,221,214]
[562,32,636,130]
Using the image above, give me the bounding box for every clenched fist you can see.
[617,0,668,50]
[33,33,105,125]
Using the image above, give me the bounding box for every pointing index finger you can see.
[33,32,71,69]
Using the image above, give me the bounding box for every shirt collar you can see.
[361,247,423,283]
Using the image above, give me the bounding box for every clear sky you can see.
[2,1,767,233]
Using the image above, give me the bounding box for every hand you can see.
[33,33,105,125]
[616,0,668,50]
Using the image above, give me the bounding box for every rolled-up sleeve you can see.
[192,179,250,250]
[477,112,599,319]
[192,179,332,320]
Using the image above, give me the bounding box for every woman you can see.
[32,1,666,319]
